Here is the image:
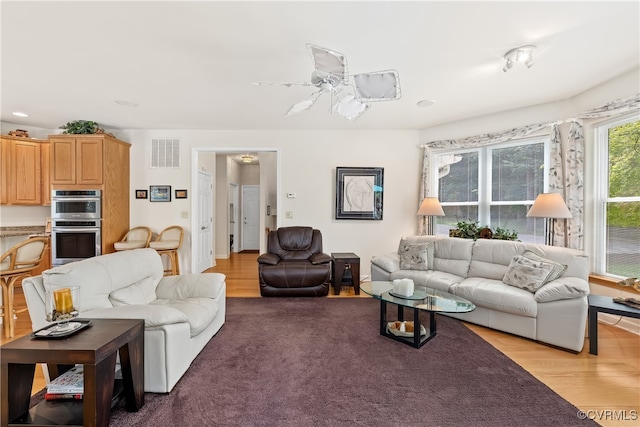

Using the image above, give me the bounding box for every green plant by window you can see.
[449,220,518,241]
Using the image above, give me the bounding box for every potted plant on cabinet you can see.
[58,120,105,134]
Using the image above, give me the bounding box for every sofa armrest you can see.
[156,273,226,299]
[310,252,332,265]
[371,252,400,274]
[257,253,280,265]
[85,305,188,327]
[534,277,589,303]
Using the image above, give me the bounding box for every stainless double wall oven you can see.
[51,189,102,266]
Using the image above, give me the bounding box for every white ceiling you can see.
[2,1,639,131]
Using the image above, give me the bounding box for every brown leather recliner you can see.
[257,226,331,297]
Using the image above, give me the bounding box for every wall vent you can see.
[151,138,180,168]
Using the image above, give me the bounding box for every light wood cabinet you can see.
[0,136,49,206]
[49,134,130,255]
[50,136,103,185]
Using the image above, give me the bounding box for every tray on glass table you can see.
[31,320,93,339]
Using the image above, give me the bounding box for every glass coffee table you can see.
[361,281,476,348]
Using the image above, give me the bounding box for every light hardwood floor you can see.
[4,252,638,427]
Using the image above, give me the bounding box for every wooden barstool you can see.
[114,226,153,251]
[149,226,184,276]
[0,236,49,338]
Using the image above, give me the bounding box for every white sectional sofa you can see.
[22,248,226,393]
[371,236,590,352]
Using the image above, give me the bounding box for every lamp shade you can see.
[526,193,572,219]
[417,197,445,216]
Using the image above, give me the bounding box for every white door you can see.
[242,185,260,250]
[195,171,213,272]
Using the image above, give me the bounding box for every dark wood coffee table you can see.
[588,294,640,355]
[1,318,144,427]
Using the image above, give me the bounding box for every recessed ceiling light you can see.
[12,111,28,117]
[115,100,139,107]
[417,99,436,108]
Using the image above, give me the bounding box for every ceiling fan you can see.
[253,44,401,120]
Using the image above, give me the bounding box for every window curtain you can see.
[554,93,640,249]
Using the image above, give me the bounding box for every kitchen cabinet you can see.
[49,134,131,255]
[0,136,49,206]
[50,135,103,185]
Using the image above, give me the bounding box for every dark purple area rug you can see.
[34,297,597,426]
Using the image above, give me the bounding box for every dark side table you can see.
[331,252,360,295]
[1,318,144,427]
[588,294,640,355]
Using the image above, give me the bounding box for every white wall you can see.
[111,129,420,276]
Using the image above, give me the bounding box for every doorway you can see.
[191,148,279,273]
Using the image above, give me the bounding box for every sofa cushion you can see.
[389,270,461,293]
[534,277,590,303]
[84,304,189,327]
[398,240,434,271]
[156,273,226,299]
[522,250,567,282]
[502,255,555,292]
[151,298,220,337]
[42,248,163,312]
[371,252,400,273]
[451,278,538,318]
[109,276,158,306]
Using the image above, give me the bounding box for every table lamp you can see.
[526,193,572,246]
[417,197,445,235]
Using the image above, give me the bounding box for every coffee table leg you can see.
[379,299,387,336]
[589,307,599,355]
[413,308,420,347]
[119,331,145,411]
[84,352,117,427]
[2,362,35,424]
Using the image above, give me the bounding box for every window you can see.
[595,117,640,278]
[434,138,548,242]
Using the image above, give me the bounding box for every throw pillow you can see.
[522,250,567,282]
[502,255,555,292]
[398,241,434,271]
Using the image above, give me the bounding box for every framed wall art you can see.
[135,189,148,199]
[150,185,171,202]
[335,167,384,220]
[175,189,188,199]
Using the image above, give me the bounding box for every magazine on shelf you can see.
[44,393,83,401]
[47,365,84,394]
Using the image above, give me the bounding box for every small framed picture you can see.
[135,189,148,199]
[150,185,171,202]
[175,189,188,199]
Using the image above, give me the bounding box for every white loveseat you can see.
[22,248,226,393]
[371,236,590,352]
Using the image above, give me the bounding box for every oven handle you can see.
[52,227,101,232]
[52,197,101,202]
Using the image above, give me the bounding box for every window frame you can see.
[594,113,640,277]
[431,136,550,234]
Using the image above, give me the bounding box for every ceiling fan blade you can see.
[306,44,348,83]
[284,91,323,117]
[332,94,370,121]
[353,69,401,101]
[252,81,313,87]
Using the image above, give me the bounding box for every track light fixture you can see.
[503,45,536,72]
